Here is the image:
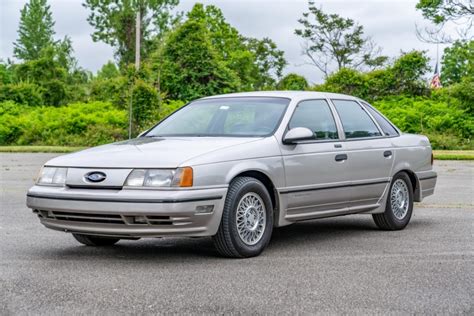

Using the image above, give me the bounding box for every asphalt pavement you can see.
[1,153,473,315]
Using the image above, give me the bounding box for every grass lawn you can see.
[0,146,86,153]
[0,146,472,160]
[433,150,474,160]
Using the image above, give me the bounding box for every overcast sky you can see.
[1,0,451,83]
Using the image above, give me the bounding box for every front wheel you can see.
[213,177,274,258]
[373,172,414,230]
[72,234,120,246]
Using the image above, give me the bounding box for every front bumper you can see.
[26,185,227,238]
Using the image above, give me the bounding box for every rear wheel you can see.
[213,176,273,258]
[72,234,120,246]
[373,172,414,230]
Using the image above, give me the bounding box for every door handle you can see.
[383,150,392,157]
[335,154,348,162]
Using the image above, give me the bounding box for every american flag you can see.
[430,63,441,89]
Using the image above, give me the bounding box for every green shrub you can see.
[131,79,160,133]
[158,99,186,120]
[0,62,13,84]
[277,73,309,90]
[0,94,471,150]
[373,96,473,149]
[0,82,43,106]
[433,77,474,114]
[89,76,129,108]
[41,79,67,106]
[314,51,431,101]
[0,101,24,144]
[0,101,128,146]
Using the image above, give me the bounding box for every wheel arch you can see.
[395,169,421,202]
[228,169,280,225]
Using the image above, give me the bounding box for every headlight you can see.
[37,167,68,186]
[125,167,193,187]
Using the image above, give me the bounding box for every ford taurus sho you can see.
[27,91,437,258]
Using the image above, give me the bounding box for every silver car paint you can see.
[45,136,262,169]
[26,91,437,237]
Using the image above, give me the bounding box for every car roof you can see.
[200,91,359,101]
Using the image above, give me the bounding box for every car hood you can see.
[46,137,261,168]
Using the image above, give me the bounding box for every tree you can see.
[183,4,286,90]
[185,3,254,90]
[54,36,77,73]
[315,51,431,100]
[277,73,309,90]
[96,61,120,79]
[83,0,179,66]
[295,1,387,78]
[244,37,287,89]
[12,42,89,106]
[13,0,56,61]
[186,3,242,55]
[441,40,473,85]
[416,0,473,24]
[416,0,473,43]
[0,61,14,85]
[387,50,431,96]
[158,20,240,100]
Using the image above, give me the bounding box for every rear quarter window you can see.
[362,102,399,137]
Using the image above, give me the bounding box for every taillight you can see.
[431,153,434,165]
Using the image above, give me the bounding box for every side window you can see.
[332,100,382,139]
[289,99,338,140]
[362,103,399,136]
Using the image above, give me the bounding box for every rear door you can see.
[330,99,394,209]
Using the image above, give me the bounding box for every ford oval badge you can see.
[85,171,107,183]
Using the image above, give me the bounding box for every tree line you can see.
[0,0,472,149]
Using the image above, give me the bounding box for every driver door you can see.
[280,99,352,221]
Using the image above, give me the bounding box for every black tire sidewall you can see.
[73,233,119,246]
[226,178,274,257]
[385,172,414,229]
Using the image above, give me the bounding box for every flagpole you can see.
[436,42,439,71]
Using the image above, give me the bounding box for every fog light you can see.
[195,205,214,214]
[134,216,148,224]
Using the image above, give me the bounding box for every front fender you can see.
[224,158,285,188]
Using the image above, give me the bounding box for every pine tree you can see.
[13,0,55,61]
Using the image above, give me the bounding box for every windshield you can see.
[146,97,290,137]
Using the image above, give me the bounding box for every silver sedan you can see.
[27,91,437,258]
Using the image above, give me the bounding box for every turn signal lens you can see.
[178,167,193,187]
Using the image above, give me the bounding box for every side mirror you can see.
[137,130,148,138]
[283,127,315,144]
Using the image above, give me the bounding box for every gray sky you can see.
[0,0,451,83]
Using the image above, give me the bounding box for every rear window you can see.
[332,99,382,139]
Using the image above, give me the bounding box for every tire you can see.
[213,176,274,258]
[72,233,120,246]
[373,172,414,230]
